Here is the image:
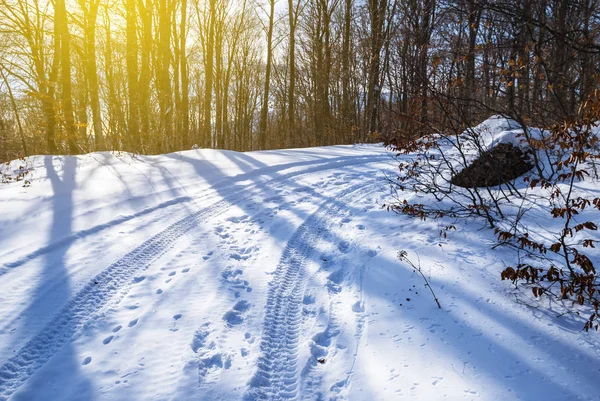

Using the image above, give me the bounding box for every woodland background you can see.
[0,0,599,160]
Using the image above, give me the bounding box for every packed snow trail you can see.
[0,154,386,401]
[246,182,378,400]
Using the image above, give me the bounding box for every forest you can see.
[0,0,599,160]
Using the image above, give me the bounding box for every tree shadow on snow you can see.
[0,157,95,401]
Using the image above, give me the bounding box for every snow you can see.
[0,143,599,401]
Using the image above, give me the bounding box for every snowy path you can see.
[0,145,599,401]
[246,182,377,400]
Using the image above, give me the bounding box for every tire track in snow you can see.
[245,181,380,401]
[0,154,386,401]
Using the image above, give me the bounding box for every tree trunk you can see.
[180,0,190,148]
[159,0,173,150]
[341,0,352,131]
[366,0,386,137]
[139,0,152,151]
[85,0,104,150]
[288,0,297,146]
[126,0,140,150]
[258,0,275,150]
[55,0,79,154]
[204,0,216,147]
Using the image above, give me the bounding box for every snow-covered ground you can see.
[0,144,599,401]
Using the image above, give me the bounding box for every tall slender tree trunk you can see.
[322,0,333,143]
[204,0,216,147]
[126,0,140,150]
[180,0,190,147]
[287,0,298,146]
[76,60,89,151]
[55,0,79,154]
[258,0,275,150]
[215,24,224,148]
[418,0,434,125]
[159,0,173,150]
[366,0,386,137]
[465,0,481,123]
[173,3,181,150]
[86,0,104,150]
[139,0,152,151]
[341,0,352,132]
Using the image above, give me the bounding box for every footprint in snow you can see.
[338,240,351,253]
[199,353,231,383]
[168,271,176,277]
[223,300,250,326]
[82,356,92,365]
[191,322,230,384]
[226,215,249,224]
[327,270,345,293]
[191,323,212,352]
[103,335,114,345]
[244,332,255,344]
[221,267,252,295]
[303,294,317,317]
[128,318,139,327]
[367,249,378,257]
[170,314,183,331]
[230,246,256,261]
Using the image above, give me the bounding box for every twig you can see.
[397,250,442,309]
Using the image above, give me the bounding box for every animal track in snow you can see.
[103,335,114,345]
